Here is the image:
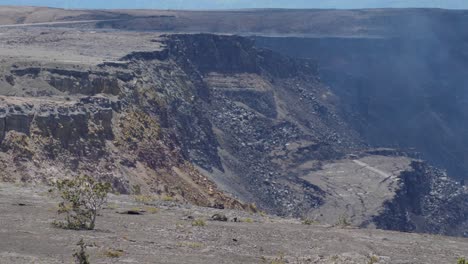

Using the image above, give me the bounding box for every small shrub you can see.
[192,219,206,227]
[302,219,318,225]
[243,218,254,223]
[368,255,379,264]
[458,257,467,264]
[103,249,124,258]
[262,253,286,264]
[53,175,111,230]
[247,203,259,213]
[105,203,118,210]
[270,257,286,264]
[132,185,141,195]
[129,207,144,212]
[175,222,186,230]
[73,238,90,264]
[133,195,157,204]
[337,214,351,227]
[177,241,204,249]
[162,195,175,202]
[144,206,159,214]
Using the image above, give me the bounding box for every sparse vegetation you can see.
[243,217,254,223]
[302,219,318,225]
[1,132,34,160]
[73,238,90,264]
[247,203,259,213]
[132,184,141,195]
[458,257,467,264]
[144,206,159,214]
[337,214,351,227]
[117,110,160,149]
[192,219,206,227]
[52,175,111,230]
[162,195,175,202]
[175,221,186,230]
[368,255,379,264]
[133,194,157,204]
[105,203,118,210]
[177,241,204,249]
[261,253,286,264]
[330,255,339,262]
[103,248,124,258]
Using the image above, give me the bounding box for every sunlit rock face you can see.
[0,26,467,237]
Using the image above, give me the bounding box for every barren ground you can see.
[302,155,411,226]
[0,183,467,264]
[0,27,163,65]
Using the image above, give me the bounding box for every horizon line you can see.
[1,4,466,12]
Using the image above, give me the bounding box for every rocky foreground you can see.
[0,182,467,264]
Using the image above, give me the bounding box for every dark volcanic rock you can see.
[255,36,468,182]
[121,34,468,235]
[372,161,468,237]
[140,34,361,216]
[2,32,467,237]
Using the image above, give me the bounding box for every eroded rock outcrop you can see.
[373,161,468,237]
[9,67,132,96]
[127,34,363,216]
[1,33,466,236]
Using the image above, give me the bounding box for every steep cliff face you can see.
[121,35,468,234]
[0,96,115,158]
[1,33,467,236]
[136,34,365,215]
[255,36,468,182]
[372,161,468,237]
[0,57,244,210]
[1,34,360,215]
[123,34,358,215]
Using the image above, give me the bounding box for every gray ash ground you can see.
[1,183,467,264]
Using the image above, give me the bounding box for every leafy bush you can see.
[458,257,467,264]
[73,238,90,264]
[53,175,111,230]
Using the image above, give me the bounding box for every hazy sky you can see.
[4,0,468,10]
